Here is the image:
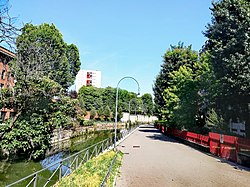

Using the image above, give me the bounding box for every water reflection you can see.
[40,152,64,172]
[0,129,114,186]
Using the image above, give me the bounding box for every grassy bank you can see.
[55,150,123,187]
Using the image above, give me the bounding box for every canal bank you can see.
[0,128,115,186]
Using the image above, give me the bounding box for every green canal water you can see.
[0,129,116,186]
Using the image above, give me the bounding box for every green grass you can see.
[55,150,123,187]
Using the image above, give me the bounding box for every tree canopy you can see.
[78,86,155,120]
[141,93,154,116]
[153,43,212,133]
[0,23,81,159]
[153,43,199,120]
[16,23,80,90]
[203,0,250,136]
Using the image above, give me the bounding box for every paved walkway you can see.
[116,124,250,187]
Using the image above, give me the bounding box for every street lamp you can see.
[114,76,140,149]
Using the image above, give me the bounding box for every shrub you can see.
[83,120,95,127]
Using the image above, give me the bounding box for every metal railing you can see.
[100,124,138,187]
[6,124,139,187]
[100,151,118,187]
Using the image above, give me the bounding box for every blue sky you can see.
[9,0,212,95]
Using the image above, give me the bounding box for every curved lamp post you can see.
[114,76,140,149]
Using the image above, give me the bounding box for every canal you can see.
[0,129,117,186]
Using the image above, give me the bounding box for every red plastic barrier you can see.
[165,128,209,147]
[209,132,220,156]
[186,132,209,147]
[237,137,250,153]
[164,127,249,164]
[220,134,237,162]
[209,132,237,162]
[166,127,173,135]
[161,125,165,134]
[173,129,183,138]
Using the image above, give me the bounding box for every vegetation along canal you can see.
[0,129,118,186]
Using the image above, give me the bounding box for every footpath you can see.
[116,124,250,187]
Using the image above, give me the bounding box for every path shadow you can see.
[139,129,160,133]
[214,156,250,172]
[139,125,155,129]
[138,126,180,143]
[146,134,181,143]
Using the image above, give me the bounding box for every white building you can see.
[75,70,101,92]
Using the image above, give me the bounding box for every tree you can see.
[203,0,250,137]
[0,0,19,48]
[153,43,198,120]
[163,59,211,132]
[141,93,154,116]
[0,23,81,160]
[0,78,77,159]
[206,108,226,133]
[78,86,139,119]
[16,23,80,90]
[101,87,116,113]
[66,44,81,86]
[78,86,103,111]
[103,105,111,121]
[90,108,96,120]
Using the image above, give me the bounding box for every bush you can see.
[83,120,95,126]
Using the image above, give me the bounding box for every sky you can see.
[8,0,212,95]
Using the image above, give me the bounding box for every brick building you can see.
[0,46,15,121]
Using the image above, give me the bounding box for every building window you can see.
[1,70,5,80]
[87,72,92,78]
[86,80,92,86]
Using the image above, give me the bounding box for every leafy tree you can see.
[66,44,81,86]
[101,87,116,113]
[0,79,77,159]
[103,105,111,120]
[78,86,139,120]
[0,23,81,160]
[90,108,96,120]
[206,108,226,133]
[128,98,138,115]
[141,93,154,116]
[97,106,105,121]
[163,60,211,132]
[203,0,250,137]
[78,86,103,111]
[16,23,80,90]
[153,71,165,117]
[153,43,198,120]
